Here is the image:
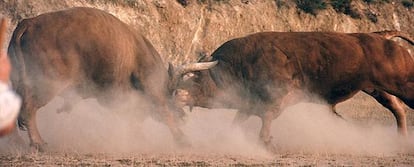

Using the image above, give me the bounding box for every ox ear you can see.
[183,72,195,81]
[197,52,214,62]
[168,62,174,78]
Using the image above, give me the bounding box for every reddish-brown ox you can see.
[8,7,214,151]
[175,31,414,151]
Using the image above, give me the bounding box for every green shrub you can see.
[275,0,288,8]
[363,0,374,3]
[330,0,361,19]
[402,0,414,8]
[330,0,350,13]
[87,0,138,8]
[295,0,327,15]
[364,10,378,23]
[363,0,390,4]
[197,0,230,4]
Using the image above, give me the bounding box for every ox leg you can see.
[19,102,46,152]
[160,105,190,147]
[364,89,408,136]
[151,97,190,147]
[26,110,46,152]
[330,105,344,119]
[258,88,308,153]
[259,110,279,153]
[232,111,250,126]
[57,89,82,113]
[144,92,189,147]
[16,84,55,152]
[279,88,308,109]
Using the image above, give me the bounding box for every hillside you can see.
[0,0,413,65]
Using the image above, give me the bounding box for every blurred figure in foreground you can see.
[0,18,21,136]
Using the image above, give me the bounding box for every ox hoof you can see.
[260,136,278,154]
[30,142,47,153]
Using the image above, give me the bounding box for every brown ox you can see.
[8,7,214,151]
[175,31,414,151]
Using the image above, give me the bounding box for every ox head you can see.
[168,55,218,111]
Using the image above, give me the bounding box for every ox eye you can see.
[183,73,196,81]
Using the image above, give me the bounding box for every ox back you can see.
[8,7,186,151]
[209,32,414,106]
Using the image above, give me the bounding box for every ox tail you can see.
[373,30,414,45]
[8,20,31,131]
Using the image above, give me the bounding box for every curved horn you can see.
[175,61,218,77]
[168,60,218,91]
[0,18,7,50]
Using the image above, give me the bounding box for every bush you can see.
[364,9,378,23]
[197,0,230,4]
[275,0,288,8]
[88,0,138,8]
[402,0,414,8]
[177,0,189,7]
[295,0,327,15]
[330,0,361,18]
[363,0,375,3]
[330,0,351,13]
[363,0,390,4]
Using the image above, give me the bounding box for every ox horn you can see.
[175,61,218,77]
[0,18,7,50]
[196,52,214,62]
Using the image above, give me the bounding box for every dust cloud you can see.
[0,96,413,156]
[269,103,414,155]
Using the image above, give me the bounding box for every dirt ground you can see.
[0,93,413,166]
[1,152,414,166]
